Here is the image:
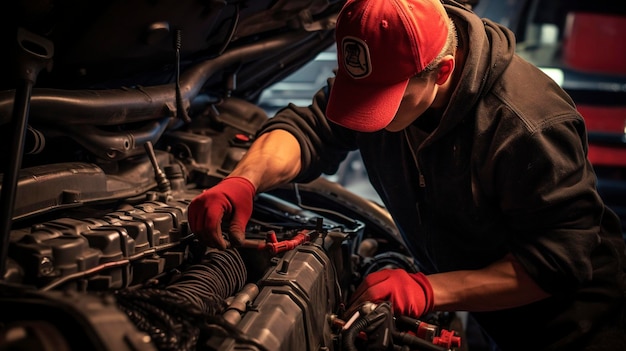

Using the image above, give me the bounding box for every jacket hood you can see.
[425,1,516,143]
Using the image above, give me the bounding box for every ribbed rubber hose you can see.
[116,249,247,351]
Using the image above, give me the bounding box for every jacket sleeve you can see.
[256,76,359,183]
[494,113,620,294]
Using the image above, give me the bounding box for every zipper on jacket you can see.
[415,200,422,225]
[404,129,426,188]
[404,128,432,258]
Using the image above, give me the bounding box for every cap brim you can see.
[326,69,409,133]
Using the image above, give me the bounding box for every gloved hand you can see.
[187,176,256,249]
[349,269,434,318]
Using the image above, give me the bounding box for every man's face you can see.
[384,74,438,132]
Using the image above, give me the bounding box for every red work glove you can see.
[187,176,256,249]
[349,269,434,319]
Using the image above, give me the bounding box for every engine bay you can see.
[0,0,465,350]
[0,132,464,350]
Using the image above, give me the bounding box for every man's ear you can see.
[435,55,455,85]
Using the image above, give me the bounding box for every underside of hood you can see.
[0,0,343,92]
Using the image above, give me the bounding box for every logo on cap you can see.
[342,36,371,79]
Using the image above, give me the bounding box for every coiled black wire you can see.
[116,249,247,351]
[342,317,370,351]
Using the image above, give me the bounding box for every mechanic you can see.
[188,0,626,349]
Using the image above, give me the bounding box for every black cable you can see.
[391,330,449,351]
[174,29,191,123]
[342,317,370,351]
[293,183,359,225]
[217,3,240,56]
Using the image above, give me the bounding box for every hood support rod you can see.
[0,28,53,279]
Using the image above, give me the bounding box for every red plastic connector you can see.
[432,329,461,349]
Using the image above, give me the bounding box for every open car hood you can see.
[0,1,342,129]
[1,0,341,90]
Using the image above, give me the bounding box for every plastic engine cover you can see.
[212,242,338,351]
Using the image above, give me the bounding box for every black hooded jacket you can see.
[258,1,626,349]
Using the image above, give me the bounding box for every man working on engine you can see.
[187,0,626,349]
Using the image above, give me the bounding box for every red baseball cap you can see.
[326,0,449,132]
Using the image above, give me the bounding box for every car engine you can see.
[0,1,465,350]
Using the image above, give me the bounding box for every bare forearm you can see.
[229,129,302,192]
[428,254,550,312]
